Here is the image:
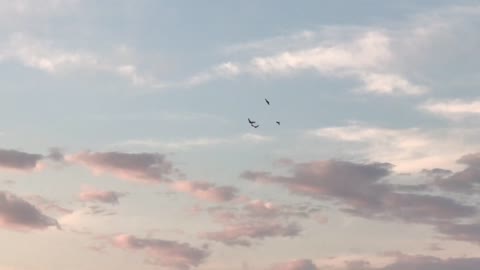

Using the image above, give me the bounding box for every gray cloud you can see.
[270,259,318,270]
[112,234,209,270]
[171,181,238,202]
[435,152,480,193]
[241,160,476,225]
[436,222,480,245]
[68,151,176,183]
[361,254,480,270]
[78,187,126,205]
[0,191,59,230]
[0,149,43,171]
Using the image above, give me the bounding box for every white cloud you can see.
[173,4,480,94]
[181,29,428,95]
[0,33,158,87]
[420,99,480,119]
[309,124,480,172]
[359,72,428,95]
[185,62,241,86]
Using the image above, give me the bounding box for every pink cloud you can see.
[67,151,176,183]
[241,160,476,225]
[171,180,238,202]
[25,195,73,216]
[78,187,126,204]
[270,259,318,270]
[0,191,60,231]
[201,221,300,246]
[111,234,209,270]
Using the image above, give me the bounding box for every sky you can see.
[1,1,480,270]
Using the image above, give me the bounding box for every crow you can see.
[265,98,270,105]
[248,118,256,124]
[276,121,280,125]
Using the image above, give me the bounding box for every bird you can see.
[265,98,270,105]
[276,121,280,125]
[248,118,256,124]
[251,124,259,128]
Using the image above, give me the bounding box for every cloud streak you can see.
[111,234,209,270]
[78,187,126,205]
[67,151,176,184]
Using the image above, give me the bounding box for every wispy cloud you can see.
[171,181,238,203]
[0,33,159,86]
[241,159,476,226]
[420,99,480,119]
[201,221,301,246]
[111,234,209,270]
[113,133,274,151]
[179,30,428,95]
[78,186,127,205]
[308,123,480,172]
[66,151,177,184]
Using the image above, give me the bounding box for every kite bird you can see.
[265,98,270,105]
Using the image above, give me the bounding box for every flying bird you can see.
[248,118,256,124]
[251,124,259,128]
[276,121,280,125]
[265,98,270,105]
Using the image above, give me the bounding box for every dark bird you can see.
[248,118,256,124]
[251,124,259,128]
[265,98,270,105]
[276,121,280,125]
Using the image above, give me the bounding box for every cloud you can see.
[437,222,480,245]
[113,133,274,151]
[358,72,427,95]
[201,221,301,246]
[78,187,126,204]
[434,152,480,193]
[347,254,480,270]
[0,33,157,86]
[46,147,65,162]
[243,199,318,219]
[420,99,480,119]
[309,123,480,172]
[111,234,209,270]
[67,151,176,183]
[241,159,476,225]
[182,29,427,95]
[0,148,44,171]
[85,205,117,216]
[171,181,238,203]
[0,191,59,231]
[25,195,72,216]
[270,259,318,270]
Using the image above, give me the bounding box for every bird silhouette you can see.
[248,118,256,124]
[251,124,259,128]
[276,121,280,125]
[265,98,270,105]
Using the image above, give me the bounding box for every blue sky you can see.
[1,1,480,270]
